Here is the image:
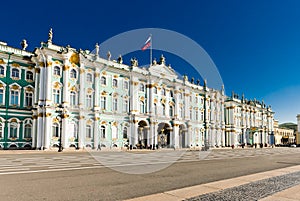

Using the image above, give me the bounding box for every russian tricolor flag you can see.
[141,36,151,51]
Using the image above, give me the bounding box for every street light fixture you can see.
[56,104,64,152]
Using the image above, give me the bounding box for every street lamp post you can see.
[56,105,64,152]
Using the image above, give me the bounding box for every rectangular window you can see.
[25,92,33,107]
[201,111,204,121]
[124,81,129,90]
[86,94,92,108]
[0,89,4,105]
[24,125,32,138]
[123,99,128,113]
[53,89,60,104]
[10,90,19,105]
[86,126,92,138]
[70,92,76,106]
[113,98,118,111]
[101,96,106,110]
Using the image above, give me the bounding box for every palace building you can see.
[0,30,275,150]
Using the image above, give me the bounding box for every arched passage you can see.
[138,120,148,149]
[157,123,172,148]
[179,124,188,148]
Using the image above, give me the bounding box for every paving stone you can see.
[186,171,300,201]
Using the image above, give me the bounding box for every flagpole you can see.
[150,34,152,66]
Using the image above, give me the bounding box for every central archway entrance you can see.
[138,121,148,149]
[179,124,188,148]
[157,123,171,148]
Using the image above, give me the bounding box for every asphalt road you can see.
[0,149,300,201]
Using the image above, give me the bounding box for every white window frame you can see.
[52,89,61,104]
[24,91,33,107]
[101,96,106,110]
[123,80,129,90]
[10,87,20,106]
[86,73,93,83]
[8,120,20,139]
[101,76,106,85]
[11,68,20,79]
[23,119,32,139]
[70,91,77,106]
[113,98,118,111]
[0,86,5,105]
[53,66,61,76]
[0,65,5,77]
[100,125,106,139]
[25,71,34,81]
[112,78,118,88]
[70,69,77,79]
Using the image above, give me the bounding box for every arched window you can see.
[0,66,4,76]
[53,66,61,76]
[70,91,76,106]
[170,90,173,98]
[179,93,183,99]
[169,105,173,117]
[162,104,166,116]
[26,71,33,81]
[113,79,118,87]
[86,125,92,138]
[161,88,166,96]
[100,125,106,138]
[70,69,77,79]
[52,122,59,137]
[139,83,145,92]
[123,127,128,139]
[101,76,106,85]
[154,103,157,115]
[11,68,20,78]
[86,73,92,82]
[123,99,128,113]
[123,81,129,90]
[9,122,18,138]
[24,123,32,138]
[140,101,145,113]
[153,87,157,94]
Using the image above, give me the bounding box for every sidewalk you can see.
[125,165,300,201]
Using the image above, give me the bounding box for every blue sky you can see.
[1,0,300,123]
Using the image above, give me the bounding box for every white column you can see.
[79,66,85,109]
[61,116,68,148]
[148,83,153,115]
[169,128,173,148]
[38,66,45,105]
[94,70,100,108]
[173,124,179,149]
[32,116,37,148]
[94,117,99,149]
[45,56,52,103]
[43,114,51,149]
[78,116,85,149]
[62,58,70,106]
[34,68,40,104]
